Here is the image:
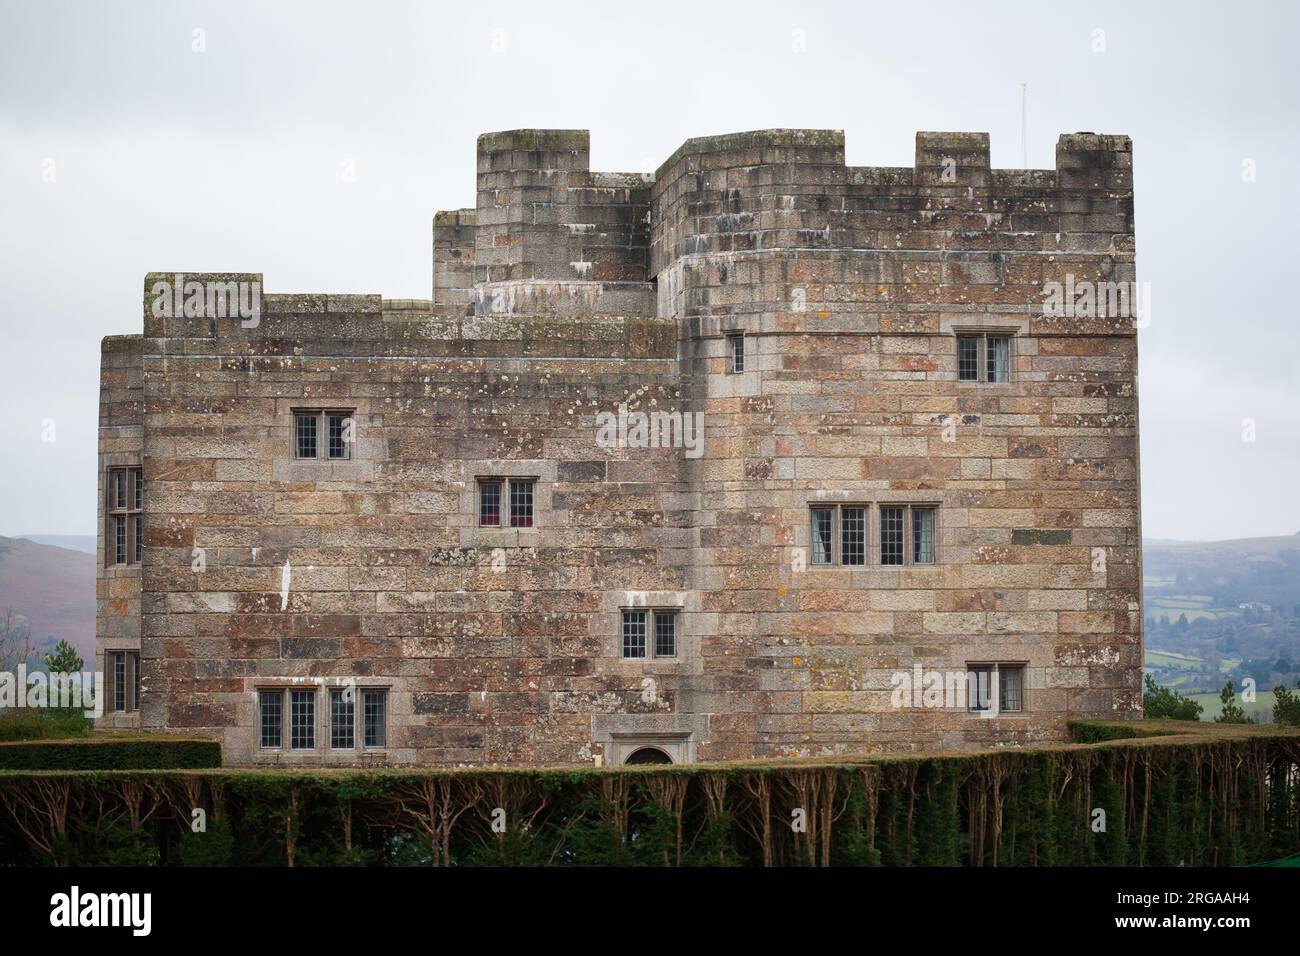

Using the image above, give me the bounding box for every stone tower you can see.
[95,128,1142,764]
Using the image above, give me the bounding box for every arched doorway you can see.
[624,746,673,765]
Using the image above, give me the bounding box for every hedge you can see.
[1066,720,1181,744]
[0,737,222,771]
[0,722,1297,867]
[0,711,92,742]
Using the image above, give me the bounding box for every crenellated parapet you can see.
[435,128,1135,324]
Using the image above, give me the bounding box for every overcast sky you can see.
[1,0,1296,542]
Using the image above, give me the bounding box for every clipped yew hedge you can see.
[0,723,1297,867]
[0,737,221,771]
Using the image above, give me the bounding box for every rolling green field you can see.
[1145,649,1205,669]
[1190,691,1276,723]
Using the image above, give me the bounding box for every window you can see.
[478,481,501,526]
[327,413,351,459]
[912,507,936,565]
[106,467,143,566]
[811,508,834,565]
[294,409,354,459]
[809,504,869,567]
[509,480,534,528]
[113,517,126,565]
[622,609,679,659]
[260,690,283,748]
[727,333,745,373]
[879,506,905,566]
[622,610,646,658]
[110,651,140,713]
[330,688,355,749]
[841,506,867,566]
[363,690,387,748]
[956,333,1012,383]
[290,690,315,749]
[882,504,938,566]
[478,477,535,528]
[261,686,384,751]
[1000,666,1024,712]
[112,653,125,712]
[294,412,317,459]
[967,664,1025,714]
[809,503,939,567]
[654,612,678,658]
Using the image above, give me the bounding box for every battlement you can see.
[432,128,1134,316]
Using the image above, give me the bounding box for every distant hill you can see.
[1142,533,1300,719]
[1145,531,1300,555]
[15,534,96,555]
[1143,533,1300,611]
[0,536,96,665]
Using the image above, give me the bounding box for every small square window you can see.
[967,665,1024,713]
[294,409,355,459]
[478,478,536,528]
[956,333,1013,384]
[622,609,679,659]
[727,333,745,373]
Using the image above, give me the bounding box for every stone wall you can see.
[96,334,144,729]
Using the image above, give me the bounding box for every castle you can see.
[96,128,1143,765]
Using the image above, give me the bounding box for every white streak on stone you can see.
[280,560,291,611]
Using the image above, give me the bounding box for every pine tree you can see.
[1272,683,1300,726]
[1213,679,1250,724]
[43,639,83,675]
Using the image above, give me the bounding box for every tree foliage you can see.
[1143,674,1203,720]
[1214,680,1251,724]
[1273,683,1300,727]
